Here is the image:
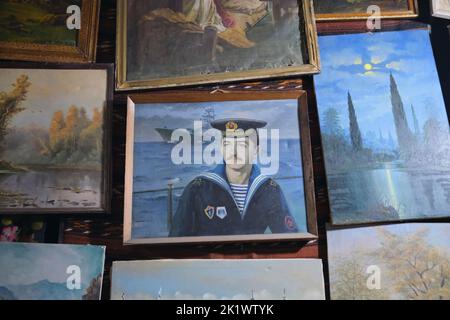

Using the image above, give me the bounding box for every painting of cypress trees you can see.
[316,30,450,225]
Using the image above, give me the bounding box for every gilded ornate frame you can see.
[116,0,320,90]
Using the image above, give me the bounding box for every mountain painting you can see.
[315,29,450,225]
[0,242,105,300]
[0,67,109,213]
[111,259,325,300]
[328,223,450,300]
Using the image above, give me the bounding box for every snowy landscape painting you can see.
[0,242,105,300]
[111,259,325,300]
[316,29,450,225]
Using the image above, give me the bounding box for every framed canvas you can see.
[327,223,450,300]
[116,0,320,90]
[315,29,450,226]
[0,63,113,215]
[0,242,105,300]
[111,259,325,300]
[431,0,450,19]
[0,0,101,63]
[315,0,418,21]
[124,90,317,245]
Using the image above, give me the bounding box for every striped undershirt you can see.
[229,183,248,215]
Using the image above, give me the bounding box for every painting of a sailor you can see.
[124,92,317,244]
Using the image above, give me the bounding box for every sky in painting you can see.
[327,223,450,258]
[111,259,325,300]
[0,243,105,288]
[134,99,301,142]
[0,69,107,128]
[315,29,448,143]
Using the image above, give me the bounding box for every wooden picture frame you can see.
[431,0,450,19]
[315,0,418,21]
[116,0,320,91]
[0,0,101,63]
[124,90,318,245]
[0,63,113,215]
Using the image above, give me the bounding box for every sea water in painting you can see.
[111,259,325,300]
[0,0,80,45]
[131,100,307,239]
[328,223,450,300]
[126,0,305,81]
[315,30,450,224]
[315,0,412,15]
[0,68,107,210]
[0,242,105,300]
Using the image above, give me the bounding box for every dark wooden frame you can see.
[124,90,318,245]
[116,0,320,90]
[0,0,101,63]
[315,0,418,21]
[0,63,113,215]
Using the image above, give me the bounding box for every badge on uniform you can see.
[204,206,215,220]
[216,207,227,220]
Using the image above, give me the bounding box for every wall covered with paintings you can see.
[0,0,449,303]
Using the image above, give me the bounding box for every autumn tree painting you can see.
[328,224,450,300]
[40,106,104,166]
[0,74,30,170]
[0,68,108,211]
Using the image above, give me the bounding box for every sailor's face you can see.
[221,134,257,170]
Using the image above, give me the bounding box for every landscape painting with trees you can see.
[316,30,450,225]
[0,68,108,212]
[0,0,80,45]
[328,223,450,300]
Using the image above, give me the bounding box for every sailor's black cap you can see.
[210,118,267,132]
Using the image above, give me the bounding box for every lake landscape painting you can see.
[0,67,110,213]
[111,259,325,300]
[315,29,450,225]
[0,242,105,300]
[328,223,450,300]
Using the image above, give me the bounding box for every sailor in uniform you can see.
[169,118,298,237]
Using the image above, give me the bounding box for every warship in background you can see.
[155,108,216,144]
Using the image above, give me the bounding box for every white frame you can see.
[432,0,450,19]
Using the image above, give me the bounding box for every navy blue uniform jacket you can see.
[169,165,298,237]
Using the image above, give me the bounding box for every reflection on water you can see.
[328,162,450,224]
[0,169,101,209]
